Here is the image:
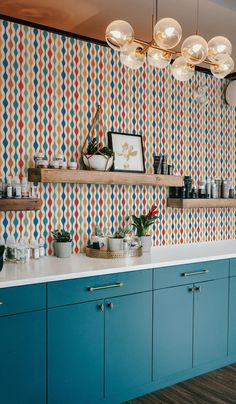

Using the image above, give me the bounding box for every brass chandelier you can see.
[105,0,234,81]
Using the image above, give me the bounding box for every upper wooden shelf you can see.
[28,168,184,187]
[168,198,236,209]
[0,198,41,212]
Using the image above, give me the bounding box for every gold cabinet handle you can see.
[195,286,202,293]
[182,269,209,277]
[97,304,104,312]
[88,282,124,292]
[188,287,194,293]
[107,302,114,310]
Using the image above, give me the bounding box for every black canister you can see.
[169,187,179,198]
[184,176,192,199]
[179,186,186,199]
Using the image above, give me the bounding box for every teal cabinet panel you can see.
[154,260,229,289]
[0,283,46,316]
[229,277,236,355]
[48,300,104,404]
[0,310,46,404]
[48,270,152,307]
[230,258,236,277]
[153,285,193,379]
[105,292,152,397]
[193,278,228,367]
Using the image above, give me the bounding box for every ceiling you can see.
[1,0,236,72]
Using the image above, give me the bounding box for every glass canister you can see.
[16,239,27,263]
[5,238,17,262]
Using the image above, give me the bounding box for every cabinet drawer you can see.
[47,270,152,308]
[154,260,229,289]
[230,258,236,277]
[0,284,46,316]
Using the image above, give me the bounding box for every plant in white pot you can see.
[52,229,72,258]
[129,205,159,252]
[108,228,124,252]
[83,139,114,171]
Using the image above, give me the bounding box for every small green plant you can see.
[112,227,125,238]
[87,139,113,157]
[52,229,72,243]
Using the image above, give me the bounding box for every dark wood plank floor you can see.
[127,364,236,404]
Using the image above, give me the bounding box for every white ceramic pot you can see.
[108,237,124,252]
[83,154,113,171]
[139,235,151,252]
[54,241,72,258]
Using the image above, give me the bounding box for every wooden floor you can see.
[127,364,236,404]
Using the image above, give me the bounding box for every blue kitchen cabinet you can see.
[193,278,228,367]
[228,276,236,355]
[105,291,152,397]
[48,299,104,404]
[153,284,193,379]
[0,284,46,404]
[153,261,229,381]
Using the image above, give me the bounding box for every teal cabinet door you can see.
[105,291,152,397]
[0,310,46,404]
[153,285,193,380]
[48,300,104,404]
[193,278,228,367]
[229,277,236,355]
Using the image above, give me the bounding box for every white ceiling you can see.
[1,0,236,71]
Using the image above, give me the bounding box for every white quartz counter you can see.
[0,239,236,288]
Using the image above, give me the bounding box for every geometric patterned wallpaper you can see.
[0,19,235,254]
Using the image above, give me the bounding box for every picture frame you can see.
[108,132,145,173]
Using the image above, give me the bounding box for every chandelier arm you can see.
[133,38,217,67]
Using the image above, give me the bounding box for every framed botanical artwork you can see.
[108,132,145,173]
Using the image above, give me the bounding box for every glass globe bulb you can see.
[210,54,234,79]
[208,36,232,62]
[147,47,171,68]
[171,56,195,81]
[181,35,208,65]
[105,20,134,52]
[153,18,182,49]
[120,43,146,69]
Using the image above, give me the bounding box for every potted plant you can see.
[83,139,114,171]
[52,229,72,258]
[108,228,124,252]
[128,205,159,252]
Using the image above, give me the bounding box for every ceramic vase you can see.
[54,241,72,258]
[139,235,151,252]
[108,237,124,252]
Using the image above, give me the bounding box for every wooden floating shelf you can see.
[0,198,41,212]
[167,198,236,209]
[28,168,184,187]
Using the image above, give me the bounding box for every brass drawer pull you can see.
[88,282,124,292]
[97,304,104,312]
[195,286,202,293]
[182,269,209,277]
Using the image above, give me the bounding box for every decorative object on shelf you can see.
[91,225,108,251]
[85,246,142,259]
[108,132,145,173]
[128,205,159,252]
[194,85,208,105]
[82,105,114,171]
[52,229,72,258]
[105,0,234,81]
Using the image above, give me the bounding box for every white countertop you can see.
[0,239,236,288]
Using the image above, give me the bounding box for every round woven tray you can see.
[86,247,142,259]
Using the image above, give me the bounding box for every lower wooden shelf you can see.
[167,198,236,209]
[0,198,41,211]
